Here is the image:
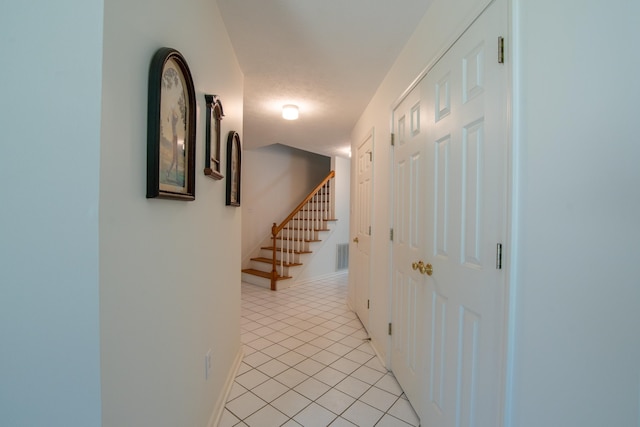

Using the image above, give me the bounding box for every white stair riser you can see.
[260,249,302,263]
[241,272,271,288]
[248,260,291,277]
[241,271,296,290]
[285,220,330,230]
[280,231,321,241]
[271,243,310,253]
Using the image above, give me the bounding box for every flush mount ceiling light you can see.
[282,104,299,120]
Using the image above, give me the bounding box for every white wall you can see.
[507,1,640,425]
[350,0,492,364]
[296,155,351,282]
[100,0,243,426]
[242,144,331,265]
[0,1,104,426]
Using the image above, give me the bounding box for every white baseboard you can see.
[369,337,389,371]
[208,346,244,427]
[351,310,388,371]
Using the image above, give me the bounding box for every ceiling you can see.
[216,0,433,158]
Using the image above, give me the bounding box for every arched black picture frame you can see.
[146,47,196,200]
[225,131,241,206]
[204,94,224,180]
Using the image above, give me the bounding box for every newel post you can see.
[270,222,278,291]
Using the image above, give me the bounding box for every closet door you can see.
[391,79,429,417]
[391,1,508,425]
[353,132,373,330]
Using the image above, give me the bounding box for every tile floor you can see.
[219,273,420,427]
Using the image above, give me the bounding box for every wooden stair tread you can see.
[275,237,313,242]
[251,257,302,267]
[242,268,291,280]
[289,217,338,221]
[283,227,329,232]
[275,237,320,243]
[261,246,312,254]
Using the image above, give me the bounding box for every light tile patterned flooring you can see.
[220,273,420,427]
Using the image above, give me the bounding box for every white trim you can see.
[207,346,244,427]
[390,0,496,110]
[387,107,396,375]
[502,0,519,426]
[370,336,388,371]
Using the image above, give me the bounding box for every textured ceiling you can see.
[216,0,433,158]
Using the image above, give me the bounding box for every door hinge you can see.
[390,228,394,241]
[368,151,373,162]
[367,299,370,309]
[496,243,503,269]
[368,225,371,236]
[498,36,505,64]
[388,323,392,335]
[391,133,395,146]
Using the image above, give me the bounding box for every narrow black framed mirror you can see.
[204,94,224,180]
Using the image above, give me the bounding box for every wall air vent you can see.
[336,243,349,270]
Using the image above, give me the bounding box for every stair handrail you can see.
[270,170,335,289]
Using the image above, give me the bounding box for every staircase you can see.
[242,171,337,290]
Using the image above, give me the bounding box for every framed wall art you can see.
[225,131,242,207]
[204,94,224,180]
[146,47,196,201]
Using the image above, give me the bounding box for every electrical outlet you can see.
[205,349,212,380]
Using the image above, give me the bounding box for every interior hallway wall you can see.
[100,0,243,425]
[0,1,104,426]
[507,1,640,425]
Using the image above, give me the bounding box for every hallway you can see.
[220,273,420,426]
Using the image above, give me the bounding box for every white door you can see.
[354,132,373,330]
[391,84,428,416]
[391,2,507,426]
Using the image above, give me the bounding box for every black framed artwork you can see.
[225,131,241,207]
[146,47,196,201]
[204,94,224,180]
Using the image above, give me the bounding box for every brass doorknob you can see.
[353,237,359,243]
[412,260,433,276]
[423,263,433,276]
